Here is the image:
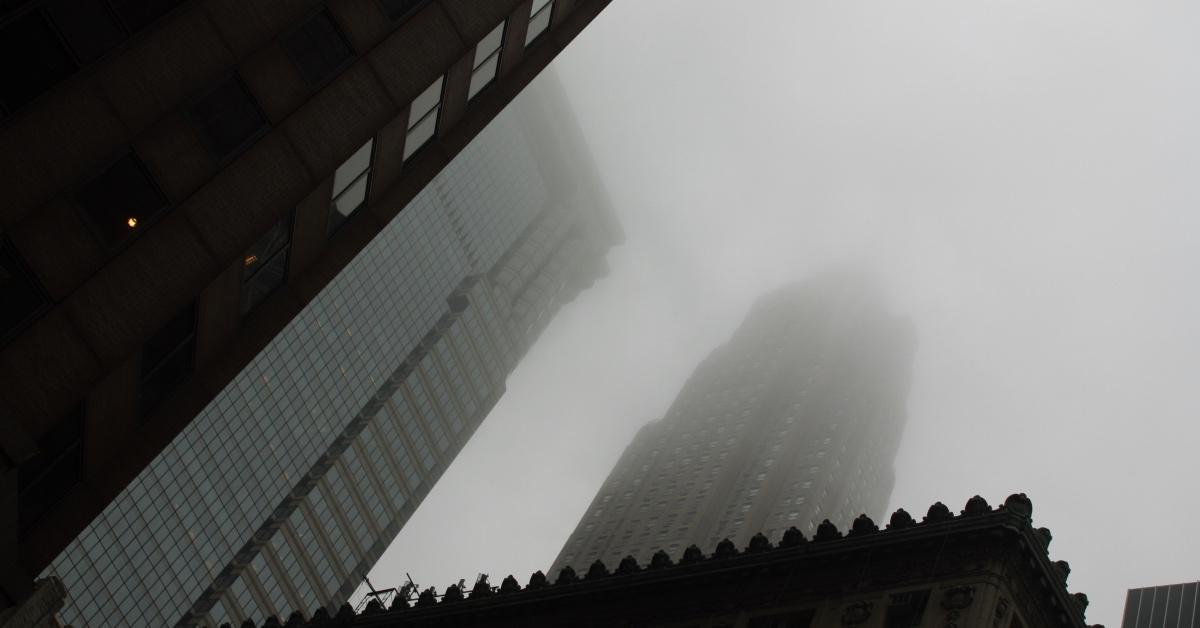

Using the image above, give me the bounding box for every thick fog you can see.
[368,2,1200,624]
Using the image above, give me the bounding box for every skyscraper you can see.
[1122,582,1199,628]
[0,2,611,607]
[550,274,914,574]
[41,72,620,628]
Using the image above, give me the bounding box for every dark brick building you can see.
[0,0,610,615]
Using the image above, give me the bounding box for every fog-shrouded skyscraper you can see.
[1122,582,1200,628]
[550,274,914,574]
[40,71,620,628]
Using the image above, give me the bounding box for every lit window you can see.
[327,138,374,233]
[404,77,442,161]
[284,10,353,87]
[241,211,294,314]
[469,21,504,99]
[78,151,168,248]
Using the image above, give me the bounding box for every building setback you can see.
[231,494,1100,628]
[0,0,611,610]
[1121,582,1199,628]
[550,274,915,575]
[39,72,620,627]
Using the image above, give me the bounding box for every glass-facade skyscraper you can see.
[41,72,620,628]
[550,273,913,574]
[1122,582,1200,628]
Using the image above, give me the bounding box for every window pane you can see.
[526,1,553,45]
[403,108,438,160]
[242,213,292,277]
[190,75,267,159]
[284,10,353,87]
[0,238,49,342]
[332,139,373,196]
[407,77,443,131]
[468,53,500,100]
[474,23,504,68]
[109,0,185,33]
[241,249,287,314]
[142,304,196,377]
[78,152,167,247]
[331,172,368,219]
[140,303,196,415]
[241,212,293,315]
[379,0,425,21]
[0,10,79,112]
[18,405,83,531]
[45,0,127,64]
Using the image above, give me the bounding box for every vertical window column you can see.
[0,237,50,343]
[17,405,84,530]
[403,77,443,161]
[241,211,294,314]
[327,139,375,234]
[468,22,505,99]
[526,0,554,46]
[139,303,197,416]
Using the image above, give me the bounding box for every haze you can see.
[367,2,1200,625]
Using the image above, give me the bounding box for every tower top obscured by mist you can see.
[550,271,914,574]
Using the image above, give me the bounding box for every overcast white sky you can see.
[368,2,1200,624]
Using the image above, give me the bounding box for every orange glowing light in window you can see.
[126,217,138,228]
[244,255,259,266]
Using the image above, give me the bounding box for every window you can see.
[404,77,442,161]
[378,0,425,21]
[1,238,50,344]
[241,212,294,314]
[327,138,374,233]
[748,610,814,628]
[78,151,168,248]
[139,303,197,416]
[284,10,353,87]
[18,405,84,531]
[109,0,186,33]
[884,590,930,628]
[190,74,268,159]
[525,0,553,46]
[0,10,78,113]
[44,0,125,64]
[468,22,504,100]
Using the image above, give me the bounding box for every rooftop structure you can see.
[232,494,1101,628]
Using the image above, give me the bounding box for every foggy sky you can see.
[367,2,1200,624]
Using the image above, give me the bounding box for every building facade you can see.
[0,0,611,608]
[551,275,914,574]
[38,72,620,627]
[229,494,1100,628]
[1122,582,1199,628]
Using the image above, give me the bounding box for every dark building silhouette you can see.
[34,73,619,627]
[1121,581,1199,628]
[234,494,1100,628]
[551,274,914,574]
[0,0,610,613]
